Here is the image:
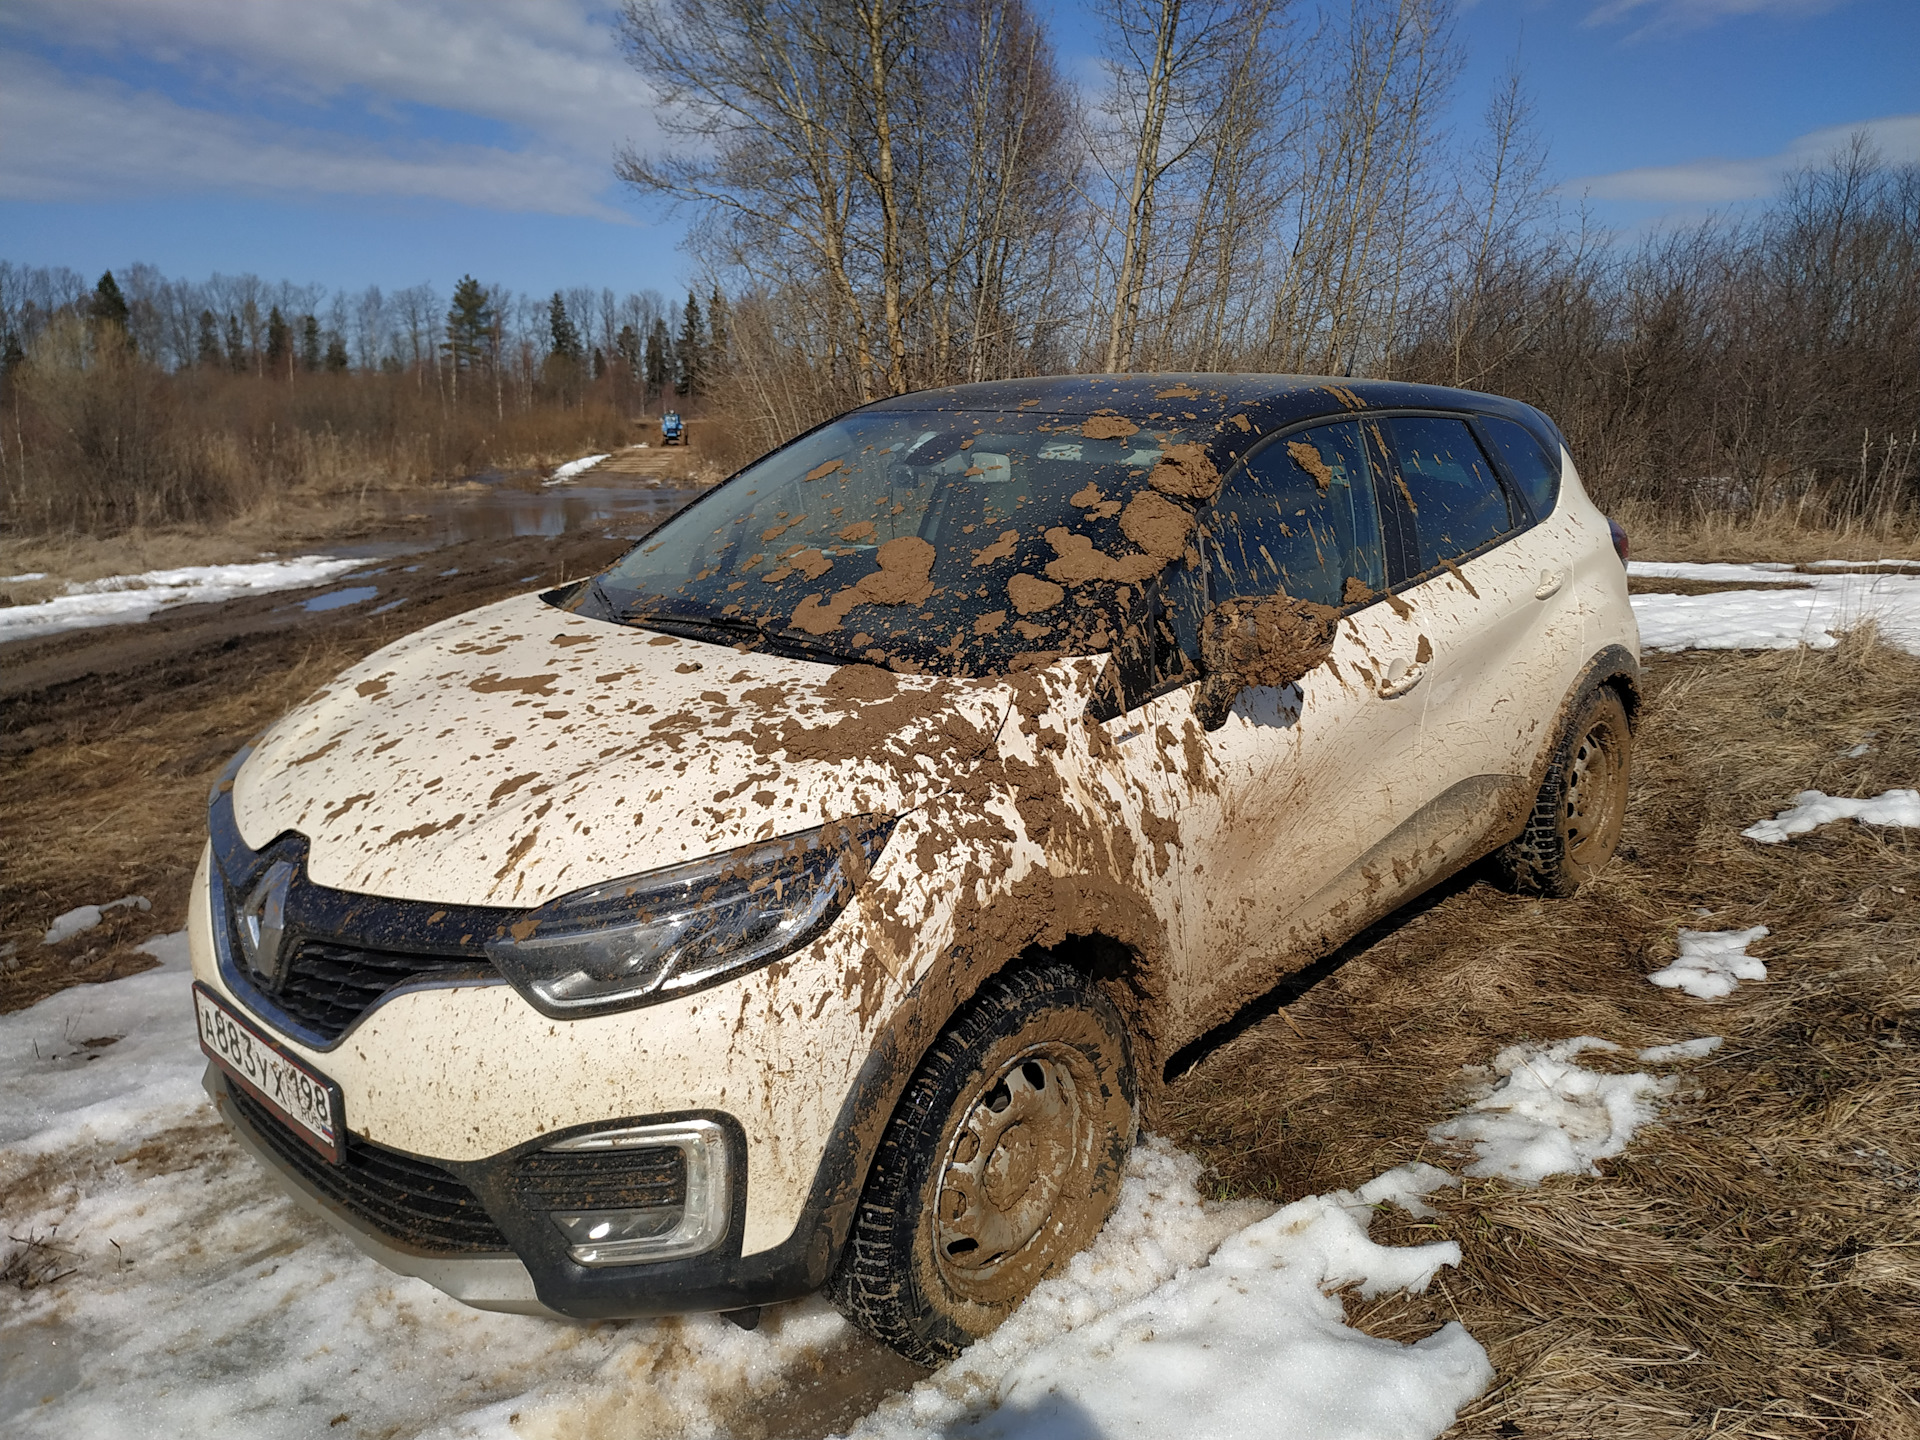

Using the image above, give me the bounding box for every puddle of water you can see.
[332,483,701,561]
[302,586,379,613]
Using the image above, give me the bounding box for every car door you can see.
[1363,412,1583,879]
[1106,419,1436,1034]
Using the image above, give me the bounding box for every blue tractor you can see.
[661,410,685,446]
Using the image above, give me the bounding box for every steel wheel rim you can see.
[1564,710,1627,866]
[933,1041,1096,1304]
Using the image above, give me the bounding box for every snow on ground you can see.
[544,453,612,486]
[843,1162,1487,1440]
[0,557,368,644]
[1426,1038,1679,1186]
[41,896,149,947]
[1,953,1503,1440]
[1742,789,1920,843]
[1647,926,1771,999]
[1637,1036,1724,1064]
[1626,561,1920,656]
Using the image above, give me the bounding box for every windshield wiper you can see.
[626,610,883,669]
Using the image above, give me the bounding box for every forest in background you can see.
[3,0,1916,542]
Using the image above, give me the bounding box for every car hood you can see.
[233,590,1019,907]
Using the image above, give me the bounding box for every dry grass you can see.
[1168,627,1920,1437]
[1616,499,1920,566]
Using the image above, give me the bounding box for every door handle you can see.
[1534,568,1568,601]
[1378,657,1426,699]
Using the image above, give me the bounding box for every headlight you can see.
[485,815,895,1018]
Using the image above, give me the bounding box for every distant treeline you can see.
[0,265,727,409]
[621,0,1920,532]
[0,271,707,535]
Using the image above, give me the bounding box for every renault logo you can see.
[237,861,295,988]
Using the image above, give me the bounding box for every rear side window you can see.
[1206,421,1386,608]
[1374,416,1514,574]
[1477,415,1561,521]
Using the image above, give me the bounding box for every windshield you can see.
[583,409,1204,676]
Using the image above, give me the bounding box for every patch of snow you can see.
[1803,558,1920,571]
[1844,740,1874,758]
[1626,561,1920,657]
[544,453,612,486]
[842,1158,1486,1440]
[41,896,150,947]
[1637,1036,1724,1064]
[1647,926,1770,999]
[0,557,367,644]
[1427,1037,1674,1186]
[3,571,48,582]
[1742,789,1920,844]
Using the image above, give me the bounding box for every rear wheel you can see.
[828,963,1136,1365]
[1497,683,1632,897]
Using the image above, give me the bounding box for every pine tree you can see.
[1,330,24,381]
[644,318,671,403]
[196,310,223,368]
[548,292,584,364]
[324,334,350,372]
[444,276,494,386]
[300,314,322,372]
[592,346,606,381]
[675,291,705,396]
[225,313,247,372]
[616,323,641,380]
[90,271,130,332]
[265,306,292,378]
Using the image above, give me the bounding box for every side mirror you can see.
[1193,595,1341,732]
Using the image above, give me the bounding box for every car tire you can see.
[828,962,1137,1366]
[1496,682,1632,897]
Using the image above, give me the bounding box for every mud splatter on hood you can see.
[234,591,1016,907]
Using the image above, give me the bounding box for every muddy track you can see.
[0,528,635,1002]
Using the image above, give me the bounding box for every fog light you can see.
[535,1119,730,1266]
[550,1206,683,1251]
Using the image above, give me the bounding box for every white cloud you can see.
[1568,113,1920,205]
[1583,0,1849,31]
[0,0,664,214]
[0,55,632,217]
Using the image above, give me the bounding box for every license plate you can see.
[194,983,345,1163]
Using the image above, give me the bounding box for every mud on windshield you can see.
[570,410,1212,685]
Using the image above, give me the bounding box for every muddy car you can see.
[189,375,1638,1362]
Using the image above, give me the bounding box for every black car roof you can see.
[860,373,1565,469]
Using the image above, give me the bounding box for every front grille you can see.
[268,940,487,1043]
[510,1146,686,1212]
[225,1080,510,1254]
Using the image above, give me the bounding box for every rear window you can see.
[1374,416,1515,574]
[1477,415,1562,521]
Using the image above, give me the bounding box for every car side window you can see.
[1374,416,1515,574]
[1206,421,1386,608]
[1477,415,1562,522]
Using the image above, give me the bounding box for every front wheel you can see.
[1496,682,1632,897]
[828,963,1137,1365]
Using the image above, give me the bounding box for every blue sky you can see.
[2,0,1914,301]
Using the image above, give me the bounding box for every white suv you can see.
[189,375,1637,1362]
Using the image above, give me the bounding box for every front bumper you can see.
[206,1061,835,1319]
